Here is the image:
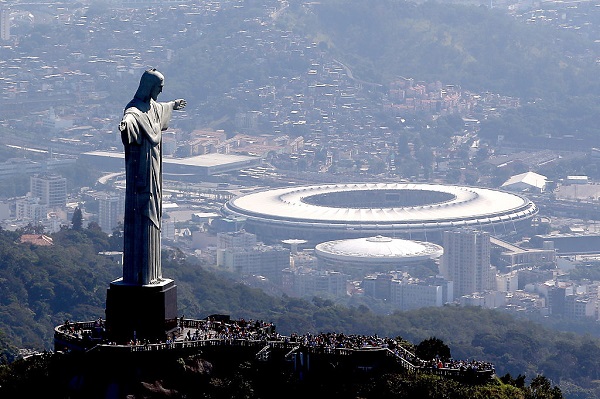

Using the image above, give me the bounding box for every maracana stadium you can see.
[221,183,538,243]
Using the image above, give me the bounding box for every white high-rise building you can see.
[217,230,257,249]
[219,244,290,284]
[391,281,445,311]
[441,229,493,297]
[30,174,67,209]
[362,273,453,310]
[16,196,47,222]
[282,268,347,298]
[98,194,122,234]
[1,9,10,41]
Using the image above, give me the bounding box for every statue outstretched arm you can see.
[173,99,187,110]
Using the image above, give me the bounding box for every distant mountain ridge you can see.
[168,0,600,145]
[282,0,597,99]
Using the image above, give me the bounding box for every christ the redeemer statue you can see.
[106,69,184,342]
[119,68,186,285]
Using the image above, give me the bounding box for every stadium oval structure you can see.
[314,235,444,277]
[222,183,538,243]
[315,235,444,264]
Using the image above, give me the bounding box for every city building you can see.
[0,8,9,41]
[217,230,257,250]
[281,267,348,298]
[15,196,47,222]
[526,279,597,319]
[544,282,573,316]
[490,236,556,272]
[0,202,9,220]
[501,171,547,193]
[505,291,546,313]
[362,273,453,310]
[162,218,175,241]
[0,158,76,181]
[530,234,600,256]
[216,230,258,265]
[565,175,589,185]
[362,274,394,300]
[459,291,506,309]
[543,282,596,319]
[392,278,454,311]
[218,244,290,284]
[98,193,123,234]
[290,250,317,269]
[565,295,596,319]
[30,174,67,209]
[441,229,494,297]
[496,271,519,292]
[81,151,261,178]
[41,212,64,234]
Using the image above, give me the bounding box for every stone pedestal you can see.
[105,278,177,343]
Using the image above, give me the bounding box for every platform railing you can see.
[55,318,494,380]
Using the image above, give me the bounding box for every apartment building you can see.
[441,229,494,297]
[30,174,67,209]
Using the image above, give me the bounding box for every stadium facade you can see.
[222,183,538,243]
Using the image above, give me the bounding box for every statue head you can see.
[133,68,165,103]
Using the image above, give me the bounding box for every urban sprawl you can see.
[2,1,600,327]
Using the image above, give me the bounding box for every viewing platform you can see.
[54,316,495,382]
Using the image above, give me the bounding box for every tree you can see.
[108,223,124,251]
[445,168,462,184]
[528,375,562,399]
[71,208,83,231]
[415,337,451,362]
[21,223,45,235]
[501,373,527,388]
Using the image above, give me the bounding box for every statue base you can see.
[105,278,177,343]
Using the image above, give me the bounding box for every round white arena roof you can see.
[222,183,538,241]
[315,236,443,264]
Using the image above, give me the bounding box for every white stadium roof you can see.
[225,183,536,223]
[315,235,443,263]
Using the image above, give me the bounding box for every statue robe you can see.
[120,99,173,285]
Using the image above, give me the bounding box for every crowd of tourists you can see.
[427,359,495,372]
[286,332,397,350]
[180,317,278,342]
[57,317,494,375]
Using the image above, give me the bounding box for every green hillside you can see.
[164,0,600,145]
[283,0,597,99]
[0,227,597,397]
[168,0,598,102]
[279,0,600,145]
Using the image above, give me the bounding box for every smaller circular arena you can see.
[315,235,443,277]
[222,183,538,243]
